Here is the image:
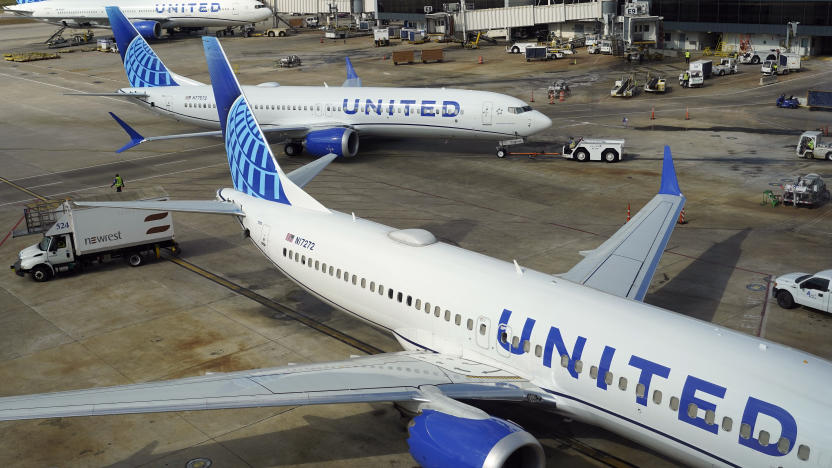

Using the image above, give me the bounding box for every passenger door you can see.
[481,102,492,125]
[799,277,830,311]
[259,224,271,248]
[46,235,73,266]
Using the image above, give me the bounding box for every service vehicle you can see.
[689,59,713,78]
[587,39,611,54]
[278,54,302,68]
[781,52,801,72]
[610,75,637,97]
[773,270,832,312]
[807,90,832,110]
[524,46,548,61]
[776,94,800,108]
[11,201,177,282]
[679,70,704,88]
[506,41,538,54]
[548,80,569,95]
[373,26,399,46]
[265,27,289,37]
[712,57,738,76]
[305,16,319,27]
[782,174,830,207]
[644,74,667,93]
[762,55,789,75]
[562,138,625,162]
[796,131,832,160]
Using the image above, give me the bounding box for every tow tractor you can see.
[712,58,738,76]
[796,131,832,160]
[562,138,625,162]
[776,94,800,109]
[644,74,668,93]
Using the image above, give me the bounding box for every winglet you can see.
[109,112,145,153]
[659,145,682,196]
[105,6,179,87]
[342,57,362,87]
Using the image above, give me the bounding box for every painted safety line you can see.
[166,256,384,355]
[0,176,48,202]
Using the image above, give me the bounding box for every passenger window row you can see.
[282,247,475,333]
[185,102,216,109]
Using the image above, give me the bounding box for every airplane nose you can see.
[531,111,551,134]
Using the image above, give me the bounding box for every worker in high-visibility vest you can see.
[772,63,778,75]
[111,173,125,193]
[682,71,690,88]
[685,50,691,64]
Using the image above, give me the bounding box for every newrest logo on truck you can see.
[84,231,123,245]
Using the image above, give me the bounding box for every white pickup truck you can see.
[773,270,832,312]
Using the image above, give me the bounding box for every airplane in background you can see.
[4,0,272,39]
[92,6,551,159]
[1,36,830,468]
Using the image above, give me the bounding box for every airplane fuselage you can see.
[122,85,551,141]
[219,187,829,468]
[5,0,271,29]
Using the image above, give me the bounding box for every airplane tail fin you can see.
[203,36,328,212]
[342,57,362,87]
[105,6,181,88]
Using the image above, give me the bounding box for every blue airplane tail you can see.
[203,36,297,206]
[105,6,178,88]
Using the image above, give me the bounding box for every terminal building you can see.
[270,0,832,55]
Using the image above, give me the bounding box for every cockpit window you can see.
[508,106,534,114]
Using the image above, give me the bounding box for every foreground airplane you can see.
[5,0,272,38]
[1,37,829,468]
[97,6,551,158]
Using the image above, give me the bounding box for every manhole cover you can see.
[186,458,212,468]
[746,283,767,292]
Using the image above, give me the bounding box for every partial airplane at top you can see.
[4,0,272,38]
[1,35,828,468]
[95,6,551,158]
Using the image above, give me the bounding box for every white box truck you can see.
[12,201,178,282]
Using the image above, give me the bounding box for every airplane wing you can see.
[560,146,685,301]
[74,200,243,215]
[0,352,540,421]
[65,92,150,98]
[109,112,309,153]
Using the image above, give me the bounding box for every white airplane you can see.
[1,37,829,468]
[96,6,551,158]
[5,0,272,38]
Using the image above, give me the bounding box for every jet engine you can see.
[303,128,358,158]
[131,20,162,40]
[407,410,544,468]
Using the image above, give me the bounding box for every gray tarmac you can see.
[0,19,831,467]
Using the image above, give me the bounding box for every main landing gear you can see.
[284,142,303,156]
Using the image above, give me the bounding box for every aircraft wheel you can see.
[776,291,796,309]
[496,147,507,158]
[285,143,302,156]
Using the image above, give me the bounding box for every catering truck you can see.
[11,200,177,282]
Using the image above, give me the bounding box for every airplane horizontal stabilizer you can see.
[560,146,685,301]
[74,200,243,216]
[287,153,338,188]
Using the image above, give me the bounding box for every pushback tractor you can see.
[11,200,178,282]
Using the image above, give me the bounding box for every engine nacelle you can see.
[304,127,358,158]
[407,410,544,468]
[132,20,162,40]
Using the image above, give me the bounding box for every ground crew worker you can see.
[807,138,815,151]
[682,71,690,88]
[685,50,690,64]
[111,173,125,192]
[772,63,778,75]
[567,136,577,153]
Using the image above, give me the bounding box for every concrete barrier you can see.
[760,75,778,86]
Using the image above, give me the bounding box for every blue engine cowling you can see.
[132,20,162,40]
[407,410,544,468]
[304,127,359,158]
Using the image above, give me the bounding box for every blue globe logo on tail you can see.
[225,97,289,204]
[123,37,178,88]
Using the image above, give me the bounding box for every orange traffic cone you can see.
[320,36,324,43]
[530,90,534,102]
[650,107,655,120]
[478,56,483,64]
[559,90,565,102]
[627,203,631,222]
[678,209,687,224]
[685,107,690,120]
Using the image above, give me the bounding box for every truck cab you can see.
[14,233,76,281]
[773,270,832,313]
[796,131,832,160]
[713,58,737,76]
